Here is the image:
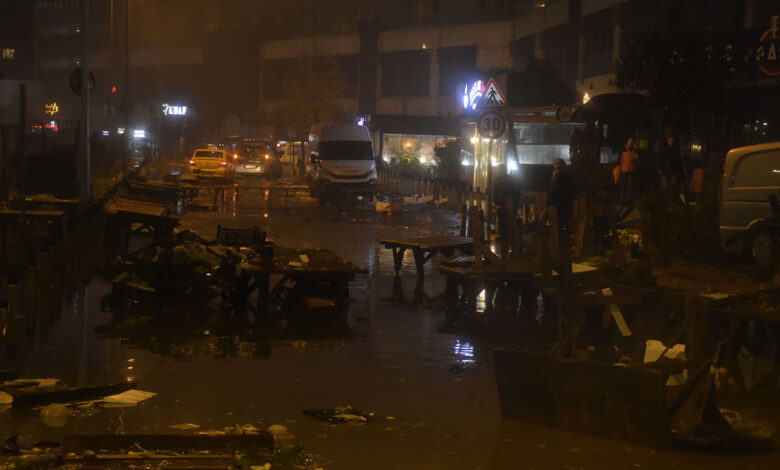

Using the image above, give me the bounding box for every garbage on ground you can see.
[303,406,374,423]
[170,423,200,430]
[266,424,293,441]
[103,389,156,406]
[39,403,69,428]
[197,423,263,436]
[643,340,687,386]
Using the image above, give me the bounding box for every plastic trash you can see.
[40,403,68,427]
[266,424,293,440]
[103,389,156,405]
[303,406,374,424]
[170,423,200,430]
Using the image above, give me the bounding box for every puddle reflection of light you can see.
[476,289,486,313]
[454,339,474,359]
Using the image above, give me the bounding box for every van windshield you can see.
[319,141,373,160]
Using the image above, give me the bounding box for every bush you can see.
[434,140,463,182]
[389,152,423,178]
[637,185,721,262]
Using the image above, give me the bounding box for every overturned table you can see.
[380,235,474,277]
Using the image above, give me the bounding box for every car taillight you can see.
[189,159,195,165]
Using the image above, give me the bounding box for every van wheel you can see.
[749,230,778,266]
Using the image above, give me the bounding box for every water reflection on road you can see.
[1,187,778,469]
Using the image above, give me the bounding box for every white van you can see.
[719,142,780,265]
[308,124,377,201]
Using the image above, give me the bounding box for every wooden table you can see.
[222,246,368,318]
[380,235,474,276]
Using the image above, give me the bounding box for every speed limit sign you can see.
[477,110,506,139]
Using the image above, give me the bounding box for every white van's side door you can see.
[720,147,780,248]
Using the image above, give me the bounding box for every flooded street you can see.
[1,184,779,470]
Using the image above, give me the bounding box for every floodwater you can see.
[1,182,779,469]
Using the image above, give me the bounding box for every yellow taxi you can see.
[189,147,234,180]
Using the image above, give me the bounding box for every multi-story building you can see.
[11,0,780,169]
[259,0,778,171]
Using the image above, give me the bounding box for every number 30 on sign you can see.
[477,110,506,139]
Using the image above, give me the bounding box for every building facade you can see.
[6,0,778,162]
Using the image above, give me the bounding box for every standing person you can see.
[658,135,683,201]
[619,138,638,199]
[547,158,576,233]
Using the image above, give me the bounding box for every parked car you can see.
[234,141,281,179]
[719,141,780,265]
[189,147,234,180]
[308,124,377,202]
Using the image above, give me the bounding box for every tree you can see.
[434,139,463,182]
[614,30,736,132]
[273,58,352,140]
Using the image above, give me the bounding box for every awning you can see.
[372,114,461,136]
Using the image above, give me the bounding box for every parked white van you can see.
[719,142,780,265]
[308,123,377,202]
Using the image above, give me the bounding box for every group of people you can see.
[615,135,686,200]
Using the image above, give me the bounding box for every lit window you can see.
[1,48,15,60]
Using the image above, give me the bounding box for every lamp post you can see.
[80,0,91,204]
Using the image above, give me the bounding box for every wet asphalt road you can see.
[1,180,779,469]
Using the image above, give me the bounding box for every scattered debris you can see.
[39,403,69,428]
[170,423,201,430]
[1,379,135,407]
[101,389,156,406]
[303,406,374,424]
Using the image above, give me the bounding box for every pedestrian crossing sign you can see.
[480,78,506,107]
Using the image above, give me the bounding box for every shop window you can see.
[314,55,359,97]
[381,50,430,97]
[510,36,535,70]
[583,27,614,77]
[539,24,567,75]
[437,46,476,96]
[262,58,298,100]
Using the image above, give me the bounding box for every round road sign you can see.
[477,110,506,139]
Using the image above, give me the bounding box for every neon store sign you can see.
[462,80,485,110]
[162,103,188,116]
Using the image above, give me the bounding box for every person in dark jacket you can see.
[547,158,576,232]
[658,135,683,200]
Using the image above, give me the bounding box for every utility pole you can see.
[80,0,91,204]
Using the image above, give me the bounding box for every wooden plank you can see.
[9,381,136,407]
[63,433,273,453]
